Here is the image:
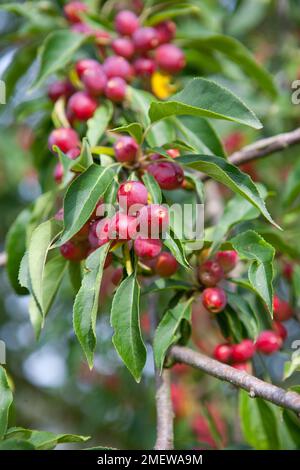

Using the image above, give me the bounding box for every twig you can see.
[229,127,300,167]
[154,369,174,450]
[170,346,300,415]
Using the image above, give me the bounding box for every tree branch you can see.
[229,127,300,167]
[170,345,300,415]
[154,369,174,450]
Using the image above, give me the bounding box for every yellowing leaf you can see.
[151,71,176,100]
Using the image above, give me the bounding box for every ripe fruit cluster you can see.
[199,250,238,314]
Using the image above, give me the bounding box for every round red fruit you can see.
[134,237,162,259]
[231,340,256,363]
[54,162,63,184]
[109,212,137,241]
[67,92,97,121]
[114,136,138,163]
[117,181,148,212]
[202,287,227,313]
[112,37,134,59]
[132,27,159,52]
[155,252,178,277]
[273,295,293,321]
[213,344,232,363]
[66,147,81,159]
[64,1,88,23]
[48,127,80,154]
[60,240,87,261]
[75,59,100,78]
[256,331,282,355]
[82,66,107,96]
[137,204,169,237]
[105,77,127,102]
[111,267,123,286]
[216,250,238,273]
[232,362,252,373]
[48,80,74,102]
[103,56,133,81]
[134,58,156,77]
[198,260,224,287]
[147,161,184,190]
[272,321,287,341]
[115,10,139,36]
[88,218,111,248]
[155,20,176,44]
[155,44,185,73]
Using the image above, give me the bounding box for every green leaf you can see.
[129,87,176,146]
[149,78,262,129]
[28,219,63,315]
[146,3,200,25]
[153,298,193,372]
[176,116,226,158]
[0,440,35,450]
[179,35,277,98]
[143,279,192,295]
[5,427,90,450]
[282,159,300,208]
[283,409,300,447]
[110,123,144,144]
[71,138,93,173]
[5,208,31,295]
[68,261,83,294]
[111,274,146,382]
[73,244,111,368]
[142,172,162,204]
[0,366,13,440]
[226,291,260,339]
[231,230,275,314]
[163,232,190,269]
[3,44,37,100]
[87,102,113,147]
[59,164,114,245]
[239,390,280,450]
[283,351,300,380]
[177,154,278,228]
[32,30,88,89]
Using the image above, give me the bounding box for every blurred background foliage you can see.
[0,0,300,449]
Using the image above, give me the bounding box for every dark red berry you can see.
[105,77,127,102]
[82,65,107,96]
[73,221,90,241]
[273,295,293,321]
[64,1,88,23]
[155,20,176,44]
[112,37,135,58]
[48,127,80,154]
[282,261,293,281]
[202,287,227,313]
[103,56,133,81]
[67,91,97,121]
[134,57,156,77]
[198,260,224,287]
[134,237,162,259]
[117,181,148,212]
[213,344,232,363]
[111,267,123,286]
[155,252,178,277]
[75,59,100,79]
[48,80,74,102]
[133,27,159,52]
[109,212,137,240]
[216,250,238,273]
[88,218,111,248]
[272,321,287,341]
[231,340,256,363]
[60,240,87,261]
[115,10,139,36]
[256,331,282,355]
[232,362,252,373]
[114,136,138,162]
[66,147,81,159]
[137,204,169,237]
[147,161,184,190]
[155,44,185,73]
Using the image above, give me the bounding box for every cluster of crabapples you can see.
[213,295,293,371]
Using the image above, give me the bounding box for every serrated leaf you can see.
[177,154,278,228]
[142,172,162,204]
[87,102,113,147]
[58,164,114,245]
[153,298,193,372]
[5,208,31,295]
[149,78,262,129]
[73,244,111,368]
[110,123,143,144]
[111,274,146,382]
[32,30,88,89]
[231,230,275,314]
[0,366,13,440]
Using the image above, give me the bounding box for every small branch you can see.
[170,346,300,414]
[0,252,7,267]
[229,127,300,167]
[154,369,174,450]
